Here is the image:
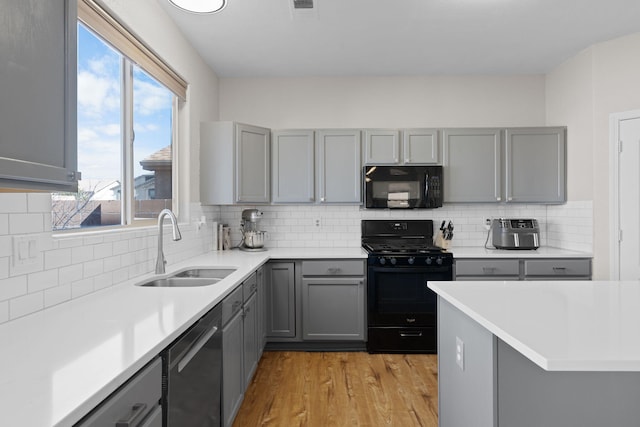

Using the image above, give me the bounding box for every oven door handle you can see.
[400,331,423,337]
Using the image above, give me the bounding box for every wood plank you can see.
[233,351,438,427]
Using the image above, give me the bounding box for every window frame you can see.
[54,1,188,233]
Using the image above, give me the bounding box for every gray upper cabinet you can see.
[316,129,362,203]
[363,128,439,165]
[271,130,315,203]
[505,127,566,203]
[402,128,439,164]
[0,0,78,192]
[363,129,400,164]
[200,121,271,205]
[443,128,502,202]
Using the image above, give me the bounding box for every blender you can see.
[239,209,267,251]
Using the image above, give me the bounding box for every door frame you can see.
[609,109,640,280]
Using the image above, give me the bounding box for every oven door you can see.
[367,265,451,327]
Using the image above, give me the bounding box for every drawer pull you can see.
[406,318,416,323]
[400,331,423,337]
[553,267,567,272]
[482,267,497,273]
[327,267,341,274]
[116,403,147,427]
[232,301,242,312]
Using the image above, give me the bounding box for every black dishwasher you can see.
[162,304,222,427]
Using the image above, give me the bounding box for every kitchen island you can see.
[429,280,640,427]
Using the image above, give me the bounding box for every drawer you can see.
[455,259,520,277]
[243,272,258,302]
[77,358,162,426]
[222,285,244,325]
[524,259,591,277]
[301,260,365,276]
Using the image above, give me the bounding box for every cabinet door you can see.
[266,262,296,338]
[302,277,365,340]
[0,0,78,192]
[403,129,439,164]
[242,292,258,389]
[443,128,502,202]
[236,123,270,203]
[222,311,244,427]
[256,267,267,356]
[505,127,566,203]
[316,130,362,203]
[363,129,400,164]
[272,130,315,203]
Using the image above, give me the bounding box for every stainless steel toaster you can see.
[491,218,540,250]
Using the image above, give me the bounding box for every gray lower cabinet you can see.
[301,260,366,341]
[0,0,79,192]
[456,258,592,281]
[266,262,297,338]
[316,129,362,203]
[222,286,244,427]
[256,266,267,357]
[242,277,259,389]
[271,130,315,203]
[200,121,271,205]
[76,358,162,427]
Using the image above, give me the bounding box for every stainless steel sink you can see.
[138,277,223,287]
[171,268,236,279]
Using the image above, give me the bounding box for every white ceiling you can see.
[158,0,640,77]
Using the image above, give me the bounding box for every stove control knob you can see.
[436,257,443,265]
[390,257,397,265]
[408,257,415,265]
[378,257,386,265]
[426,257,433,265]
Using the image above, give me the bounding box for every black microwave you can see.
[364,165,443,209]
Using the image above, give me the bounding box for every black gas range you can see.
[362,220,453,354]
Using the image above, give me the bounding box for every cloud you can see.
[96,123,121,136]
[134,78,173,116]
[78,69,120,115]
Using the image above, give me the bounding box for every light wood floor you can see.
[232,351,439,427]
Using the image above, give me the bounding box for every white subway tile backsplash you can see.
[0,301,8,323]
[0,194,27,213]
[44,284,71,308]
[71,278,94,299]
[27,269,59,293]
[0,276,27,301]
[83,259,104,278]
[72,245,94,264]
[0,258,8,280]
[0,235,11,257]
[59,264,84,285]
[44,247,72,270]
[0,214,8,235]
[9,213,44,234]
[9,292,43,319]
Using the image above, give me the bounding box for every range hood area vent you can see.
[294,0,313,9]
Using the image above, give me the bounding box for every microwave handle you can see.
[424,174,429,200]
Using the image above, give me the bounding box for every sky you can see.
[76,23,173,198]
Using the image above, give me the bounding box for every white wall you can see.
[0,0,221,324]
[546,32,640,279]
[219,75,546,128]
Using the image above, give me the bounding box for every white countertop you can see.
[429,280,640,372]
[0,248,365,427]
[449,246,592,258]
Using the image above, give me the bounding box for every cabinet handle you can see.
[553,267,567,273]
[400,331,423,337]
[116,403,147,427]
[482,267,497,273]
[177,325,219,373]
[327,267,341,274]
[232,301,242,312]
[405,318,416,323]
[496,197,502,201]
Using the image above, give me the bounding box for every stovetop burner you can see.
[362,242,447,255]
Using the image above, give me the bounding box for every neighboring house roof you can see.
[140,146,172,171]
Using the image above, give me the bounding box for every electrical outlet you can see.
[314,217,322,227]
[456,336,465,370]
[484,218,492,230]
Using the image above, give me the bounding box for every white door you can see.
[613,112,640,279]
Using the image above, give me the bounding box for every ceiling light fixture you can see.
[168,0,227,14]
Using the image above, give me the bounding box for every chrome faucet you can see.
[155,209,182,274]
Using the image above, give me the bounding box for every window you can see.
[52,1,187,231]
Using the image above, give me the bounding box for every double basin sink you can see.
[138,268,237,288]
